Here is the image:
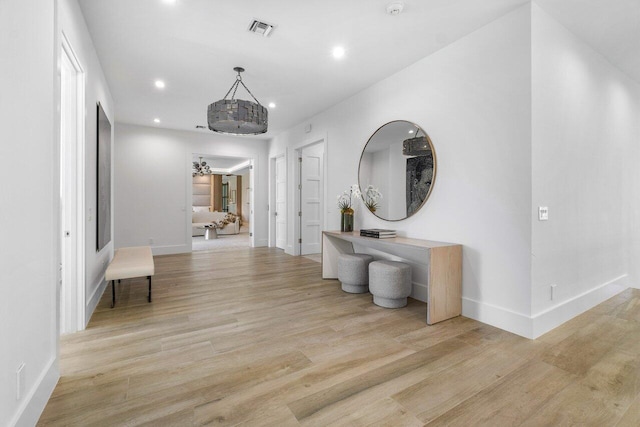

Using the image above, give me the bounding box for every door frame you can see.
[186,153,256,249]
[269,153,287,248]
[60,32,86,333]
[299,143,324,255]
[291,135,328,256]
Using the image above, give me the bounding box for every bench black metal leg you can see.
[111,280,115,308]
[148,275,152,302]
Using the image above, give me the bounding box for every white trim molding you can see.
[151,244,191,256]
[462,297,533,338]
[463,275,629,339]
[12,357,58,427]
[61,31,87,332]
[531,275,627,338]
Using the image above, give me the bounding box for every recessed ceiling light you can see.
[154,118,161,123]
[162,0,177,5]
[154,80,165,89]
[332,46,345,59]
[268,102,276,108]
[408,130,414,134]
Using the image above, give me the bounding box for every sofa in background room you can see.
[192,211,240,236]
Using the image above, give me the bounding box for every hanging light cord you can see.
[222,70,262,106]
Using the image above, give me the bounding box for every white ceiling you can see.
[78,0,640,140]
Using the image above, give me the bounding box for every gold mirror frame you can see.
[358,120,438,221]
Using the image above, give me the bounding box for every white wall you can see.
[270,3,640,338]
[240,170,251,224]
[269,5,533,335]
[0,1,58,425]
[0,1,113,423]
[114,124,269,253]
[59,0,115,326]
[530,4,640,336]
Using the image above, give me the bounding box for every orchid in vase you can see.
[337,184,360,232]
[361,185,382,213]
[337,184,361,214]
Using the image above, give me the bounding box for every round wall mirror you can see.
[358,120,436,221]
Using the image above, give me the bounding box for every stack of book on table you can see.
[360,229,396,239]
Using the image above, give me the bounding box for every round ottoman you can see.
[369,260,412,308]
[338,253,375,293]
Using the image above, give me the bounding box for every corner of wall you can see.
[462,298,533,339]
[12,357,58,427]
[463,278,629,340]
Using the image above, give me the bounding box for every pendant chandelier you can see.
[207,67,268,135]
[403,128,433,156]
[192,157,212,177]
[402,136,432,156]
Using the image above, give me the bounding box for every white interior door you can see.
[300,143,324,255]
[275,155,286,249]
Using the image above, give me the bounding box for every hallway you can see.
[40,247,640,426]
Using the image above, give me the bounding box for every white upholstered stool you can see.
[337,253,374,293]
[369,260,412,308]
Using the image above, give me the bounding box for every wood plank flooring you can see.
[38,247,640,426]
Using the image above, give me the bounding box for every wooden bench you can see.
[105,246,155,308]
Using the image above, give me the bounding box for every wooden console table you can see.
[322,231,462,325]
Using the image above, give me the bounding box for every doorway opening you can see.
[190,154,253,251]
[60,33,86,334]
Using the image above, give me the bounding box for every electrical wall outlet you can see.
[149,238,154,245]
[550,284,557,300]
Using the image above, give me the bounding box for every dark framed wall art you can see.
[96,102,112,251]
[406,155,434,217]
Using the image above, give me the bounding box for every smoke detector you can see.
[386,2,404,15]
[248,19,275,37]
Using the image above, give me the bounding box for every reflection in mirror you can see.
[358,120,436,221]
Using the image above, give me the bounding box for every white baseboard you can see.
[462,297,533,338]
[12,357,58,427]
[85,278,107,326]
[151,244,190,256]
[410,282,428,303]
[463,276,629,339]
[253,238,268,248]
[531,275,627,338]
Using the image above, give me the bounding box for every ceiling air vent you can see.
[248,19,275,37]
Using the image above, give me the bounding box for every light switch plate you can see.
[539,206,549,221]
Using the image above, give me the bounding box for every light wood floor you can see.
[39,247,640,426]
